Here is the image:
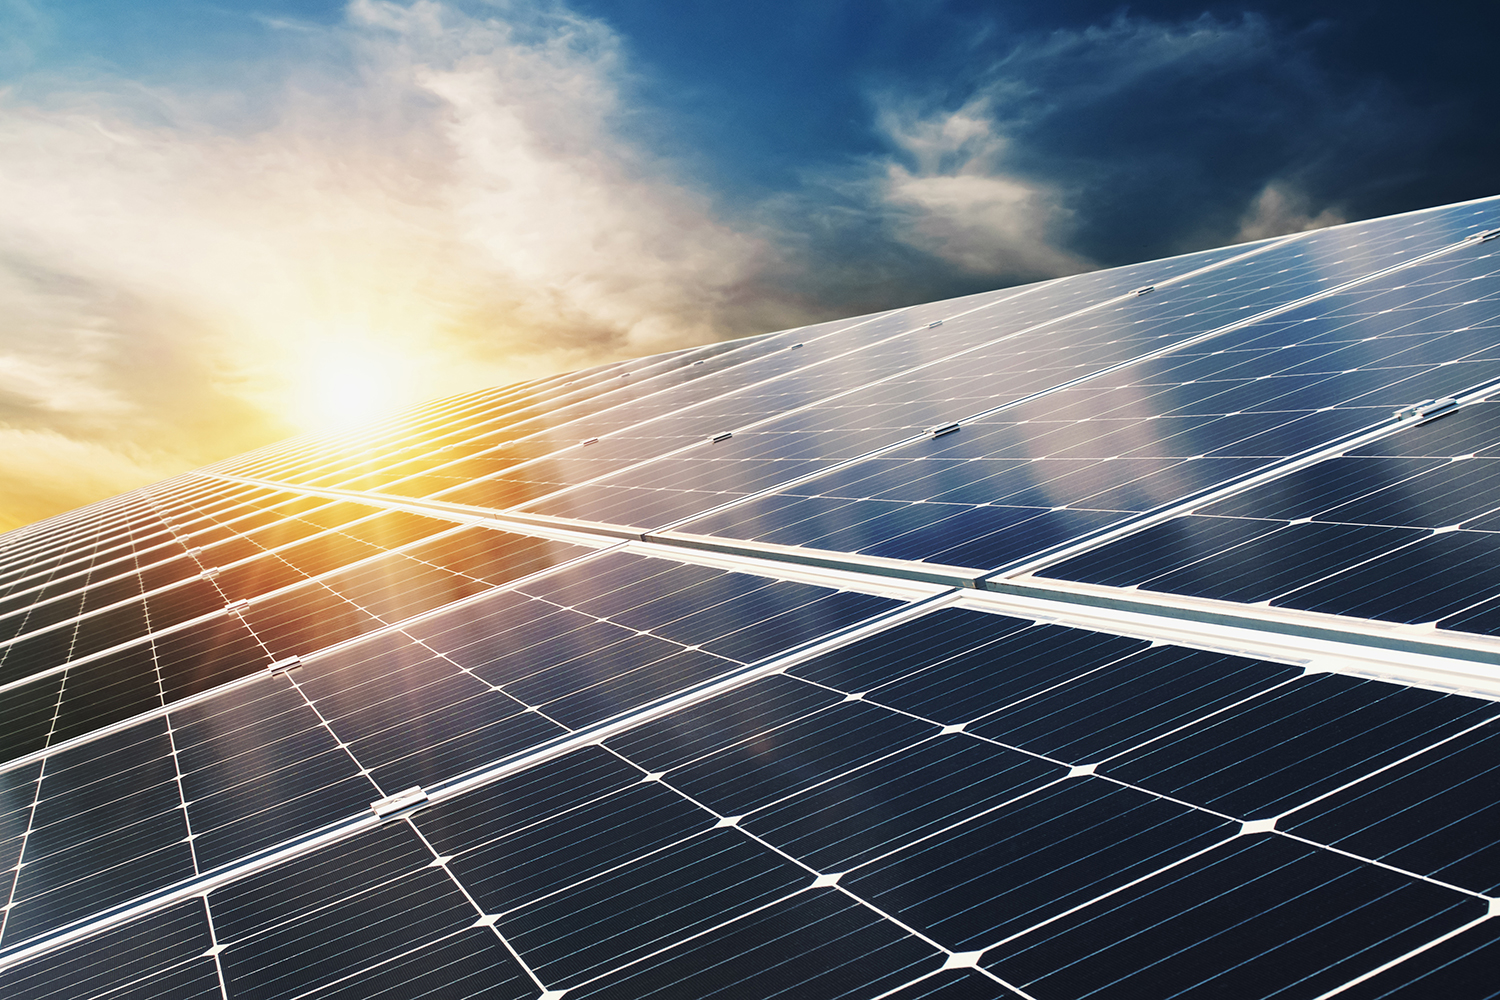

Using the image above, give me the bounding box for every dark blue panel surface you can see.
[968,646,1303,764]
[218,864,476,1000]
[662,700,940,816]
[844,777,1235,950]
[1042,396,1500,633]
[564,888,943,1000]
[1100,674,1497,819]
[306,928,539,1000]
[4,719,195,943]
[209,821,432,941]
[786,607,1034,692]
[606,674,844,774]
[865,625,1150,726]
[499,827,809,989]
[1335,919,1500,1000]
[0,898,213,1000]
[1282,719,1500,893]
[445,780,710,914]
[416,745,641,854]
[1279,530,1500,625]
[744,734,1065,872]
[986,835,1484,1000]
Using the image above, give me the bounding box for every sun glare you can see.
[292,339,411,435]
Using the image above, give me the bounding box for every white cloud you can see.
[0,0,767,527]
[870,95,1088,277]
[1236,181,1347,243]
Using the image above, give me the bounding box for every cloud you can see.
[867,95,1089,278]
[0,0,770,528]
[1235,181,1347,243]
[851,12,1398,266]
[0,429,179,534]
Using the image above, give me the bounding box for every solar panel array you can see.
[3,197,1500,1000]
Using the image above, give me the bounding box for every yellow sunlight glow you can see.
[291,338,412,435]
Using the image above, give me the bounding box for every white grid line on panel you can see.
[196,470,1500,701]
[1312,912,1493,1000]
[998,376,1500,583]
[402,818,552,995]
[0,587,949,973]
[200,896,232,1000]
[636,229,1488,541]
[442,234,1310,525]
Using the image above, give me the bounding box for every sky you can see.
[0,0,1496,532]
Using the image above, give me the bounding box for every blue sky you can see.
[1,0,1496,528]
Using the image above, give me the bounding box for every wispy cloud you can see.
[866,94,1088,278]
[0,0,770,529]
[846,13,1392,267]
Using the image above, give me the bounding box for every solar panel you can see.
[3,197,1500,1000]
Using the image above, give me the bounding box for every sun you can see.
[290,338,412,435]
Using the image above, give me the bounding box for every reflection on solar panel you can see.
[3,197,1500,1000]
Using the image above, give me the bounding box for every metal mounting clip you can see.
[372,786,430,819]
[1393,397,1458,421]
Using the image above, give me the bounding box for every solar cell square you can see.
[786,607,1034,692]
[217,862,475,1000]
[1281,718,1500,893]
[1138,520,1425,604]
[1099,674,1498,819]
[499,825,810,990]
[0,675,63,762]
[743,733,1065,872]
[446,780,711,917]
[241,584,380,659]
[967,646,1303,764]
[210,554,308,603]
[865,626,1149,726]
[360,703,565,792]
[0,899,215,1000]
[661,700,940,816]
[1334,918,1500,1000]
[538,647,739,729]
[1280,529,1500,626]
[606,673,845,774]
[986,834,1484,1000]
[49,643,161,744]
[843,777,1236,949]
[563,887,943,1000]
[305,929,539,1000]
[154,614,268,701]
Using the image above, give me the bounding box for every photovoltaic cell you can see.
[1281,718,1500,893]
[844,777,1237,949]
[742,734,1065,872]
[1098,673,1498,820]
[1040,398,1500,635]
[0,898,216,1000]
[1335,919,1500,1000]
[563,888,943,1000]
[986,834,1483,1000]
